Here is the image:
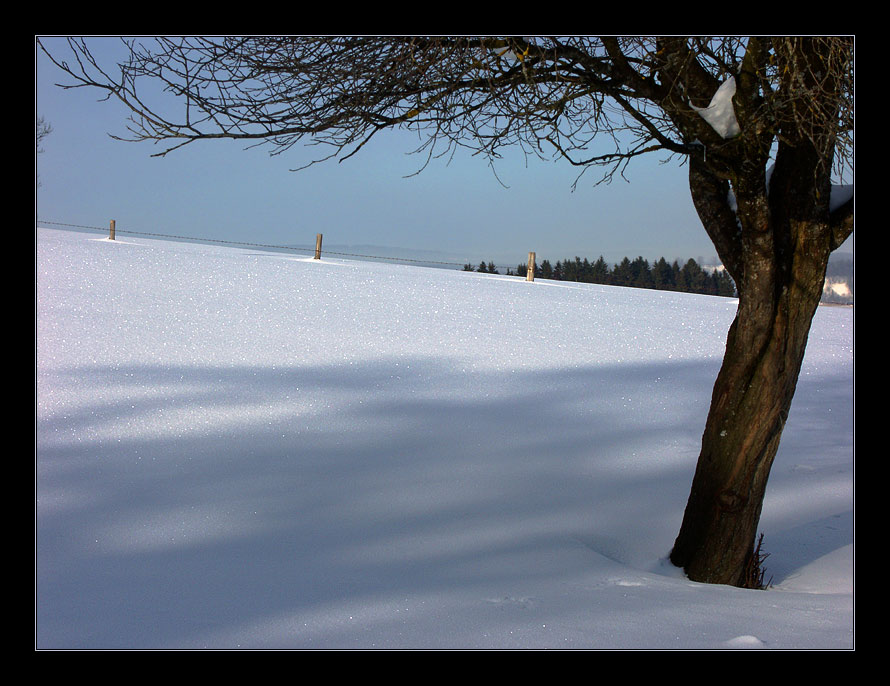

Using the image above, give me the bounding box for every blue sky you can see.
[35,37,852,270]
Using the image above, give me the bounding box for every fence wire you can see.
[37,220,498,270]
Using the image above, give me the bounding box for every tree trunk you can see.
[669,271,826,586]
[670,147,838,587]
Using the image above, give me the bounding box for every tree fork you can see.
[671,177,835,586]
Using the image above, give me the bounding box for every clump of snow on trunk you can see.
[691,77,741,139]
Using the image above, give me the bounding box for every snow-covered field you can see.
[35,227,854,650]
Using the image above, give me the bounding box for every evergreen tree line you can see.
[463,255,736,297]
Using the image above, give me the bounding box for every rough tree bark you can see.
[671,160,845,585]
[668,39,854,585]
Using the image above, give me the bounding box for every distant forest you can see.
[463,255,737,298]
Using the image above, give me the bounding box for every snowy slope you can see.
[35,228,854,650]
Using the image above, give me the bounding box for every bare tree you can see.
[38,36,854,587]
[36,115,53,187]
[37,115,53,153]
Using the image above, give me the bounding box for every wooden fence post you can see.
[314,233,323,260]
[527,251,536,282]
[109,219,116,241]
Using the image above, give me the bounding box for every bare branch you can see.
[37,36,853,189]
